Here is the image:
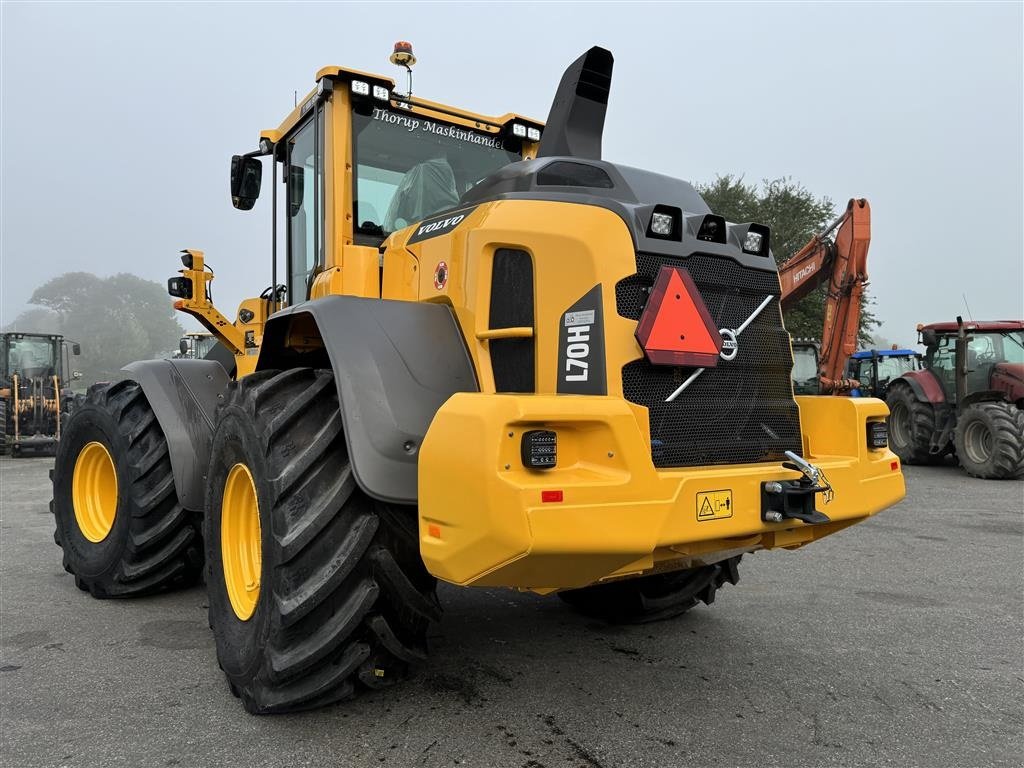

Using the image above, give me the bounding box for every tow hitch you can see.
[761,451,833,525]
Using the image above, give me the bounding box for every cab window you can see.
[928,336,956,396]
[287,108,325,303]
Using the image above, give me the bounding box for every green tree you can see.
[28,272,182,382]
[1,307,61,334]
[697,175,878,345]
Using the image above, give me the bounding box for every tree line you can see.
[3,273,183,385]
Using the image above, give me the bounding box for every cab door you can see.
[286,106,325,305]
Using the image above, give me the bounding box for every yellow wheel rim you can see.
[72,441,118,543]
[221,463,262,621]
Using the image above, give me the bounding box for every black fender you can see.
[121,359,230,512]
[256,295,478,504]
[961,390,1009,409]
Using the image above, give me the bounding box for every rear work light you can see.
[350,80,370,96]
[867,421,888,450]
[167,276,193,299]
[521,430,557,469]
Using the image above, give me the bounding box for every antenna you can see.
[962,293,974,322]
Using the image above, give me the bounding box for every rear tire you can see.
[954,402,1024,479]
[886,383,943,464]
[51,381,204,597]
[558,556,741,624]
[205,368,440,714]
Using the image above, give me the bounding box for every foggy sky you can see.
[2,2,1022,346]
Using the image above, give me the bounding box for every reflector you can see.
[635,266,722,367]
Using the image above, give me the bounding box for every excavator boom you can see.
[780,198,871,393]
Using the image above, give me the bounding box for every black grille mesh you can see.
[617,252,802,468]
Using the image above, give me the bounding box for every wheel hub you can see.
[72,441,118,542]
[962,419,993,464]
[221,463,262,621]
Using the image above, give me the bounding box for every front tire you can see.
[559,556,741,623]
[954,402,1024,479]
[205,368,440,714]
[51,381,204,597]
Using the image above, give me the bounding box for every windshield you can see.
[970,331,1024,365]
[875,355,920,381]
[7,337,57,376]
[352,108,521,238]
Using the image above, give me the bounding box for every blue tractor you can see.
[847,349,922,399]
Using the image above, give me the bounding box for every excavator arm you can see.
[779,198,871,393]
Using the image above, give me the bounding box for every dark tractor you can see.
[847,348,922,400]
[0,332,82,457]
[886,318,1024,479]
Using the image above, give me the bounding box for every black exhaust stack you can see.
[536,46,613,161]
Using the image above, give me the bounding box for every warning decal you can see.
[696,489,733,521]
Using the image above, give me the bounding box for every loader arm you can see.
[780,198,871,393]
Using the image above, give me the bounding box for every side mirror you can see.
[72,371,82,380]
[230,155,263,210]
[72,343,81,356]
[179,338,189,355]
[920,329,936,347]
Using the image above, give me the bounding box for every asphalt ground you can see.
[1,456,1021,768]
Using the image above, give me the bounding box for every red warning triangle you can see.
[635,266,723,367]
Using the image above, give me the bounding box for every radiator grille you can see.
[617,252,802,468]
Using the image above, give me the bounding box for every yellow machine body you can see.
[170,60,905,594]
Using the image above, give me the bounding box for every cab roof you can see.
[261,64,542,144]
[851,349,919,358]
[920,321,1024,333]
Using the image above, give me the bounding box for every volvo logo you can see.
[665,295,775,402]
[719,328,738,361]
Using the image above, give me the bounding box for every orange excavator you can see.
[780,198,871,394]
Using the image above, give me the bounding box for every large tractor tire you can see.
[204,368,440,714]
[886,383,943,465]
[558,556,741,624]
[51,381,204,597]
[954,401,1024,479]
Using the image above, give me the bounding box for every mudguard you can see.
[257,295,478,504]
[899,369,945,404]
[121,359,230,512]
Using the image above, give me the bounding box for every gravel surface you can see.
[1,456,1021,768]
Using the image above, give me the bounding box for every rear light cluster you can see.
[867,421,888,450]
[521,430,557,469]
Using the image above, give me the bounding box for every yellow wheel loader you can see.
[51,44,905,713]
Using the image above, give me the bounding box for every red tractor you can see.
[886,318,1024,479]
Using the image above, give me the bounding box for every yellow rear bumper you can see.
[418,394,905,593]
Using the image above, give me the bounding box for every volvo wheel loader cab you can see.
[176,332,218,360]
[1,332,80,457]
[51,44,906,714]
[886,318,1024,478]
